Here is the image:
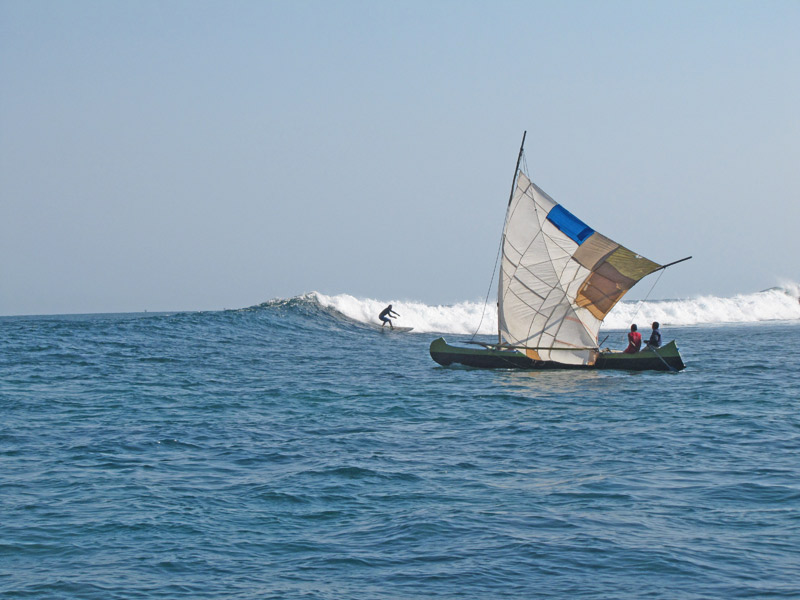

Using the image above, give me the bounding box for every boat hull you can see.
[429,337,685,372]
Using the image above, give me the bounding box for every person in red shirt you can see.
[623,324,642,353]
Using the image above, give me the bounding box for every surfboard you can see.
[377,325,414,333]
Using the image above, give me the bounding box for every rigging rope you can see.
[471,231,504,342]
[622,267,666,344]
[471,153,529,342]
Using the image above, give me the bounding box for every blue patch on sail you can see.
[546,205,594,245]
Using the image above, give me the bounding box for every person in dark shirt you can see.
[379,305,400,329]
[623,324,642,353]
[646,321,662,348]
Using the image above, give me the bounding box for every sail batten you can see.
[498,170,661,366]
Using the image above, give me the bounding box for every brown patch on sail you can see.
[576,262,636,319]
[526,349,542,361]
[576,246,661,320]
[573,233,618,271]
[605,246,661,279]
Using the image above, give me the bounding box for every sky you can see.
[1,0,798,315]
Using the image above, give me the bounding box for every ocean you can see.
[2,287,800,599]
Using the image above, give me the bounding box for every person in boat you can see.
[623,324,642,353]
[379,305,400,329]
[646,321,662,349]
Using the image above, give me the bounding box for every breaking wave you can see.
[603,283,800,329]
[307,283,800,335]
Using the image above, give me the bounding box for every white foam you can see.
[313,293,497,335]
[311,283,800,335]
[603,283,800,329]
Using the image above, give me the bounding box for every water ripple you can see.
[1,315,799,599]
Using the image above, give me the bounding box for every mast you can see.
[507,131,527,206]
[498,131,527,343]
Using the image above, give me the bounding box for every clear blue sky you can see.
[2,0,798,315]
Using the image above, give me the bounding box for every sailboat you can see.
[430,132,690,372]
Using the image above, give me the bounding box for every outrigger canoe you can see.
[429,131,690,372]
[430,337,685,371]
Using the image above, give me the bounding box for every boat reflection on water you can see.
[498,368,608,397]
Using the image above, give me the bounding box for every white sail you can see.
[498,172,661,365]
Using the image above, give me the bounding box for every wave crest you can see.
[255,284,800,335]
[604,284,800,329]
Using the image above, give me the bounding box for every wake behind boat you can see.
[430,132,690,372]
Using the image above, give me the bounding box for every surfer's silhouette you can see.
[379,305,400,329]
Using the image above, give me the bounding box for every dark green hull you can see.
[429,337,685,372]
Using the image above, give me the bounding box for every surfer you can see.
[623,324,642,353]
[645,322,662,349]
[379,305,400,329]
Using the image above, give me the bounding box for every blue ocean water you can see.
[2,296,799,599]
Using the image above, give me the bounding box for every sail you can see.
[498,172,661,365]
